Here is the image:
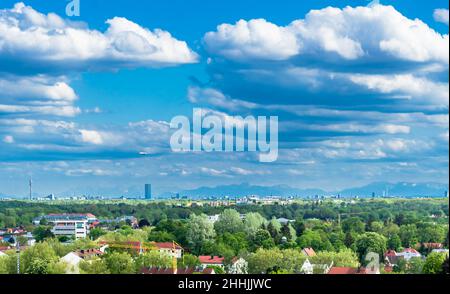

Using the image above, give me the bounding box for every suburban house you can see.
[98,241,183,257]
[396,248,422,261]
[61,249,104,274]
[154,242,183,259]
[199,255,225,269]
[432,249,449,255]
[385,248,422,266]
[302,248,317,257]
[300,259,333,274]
[301,259,314,274]
[227,257,248,274]
[384,250,401,266]
[0,235,15,246]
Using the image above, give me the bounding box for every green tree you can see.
[394,258,407,273]
[294,219,306,236]
[79,259,110,274]
[89,228,106,240]
[207,265,225,274]
[216,232,248,255]
[214,209,244,235]
[247,248,308,274]
[355,232,387,264]
[104,252,135,274]
[247,248,284,274]
[186,214,216,254]
[417,223,446,243]
[369,221,384,233]
[422,252,446,274]
[179,254,200,268]
[251,229,275,250]
[342,217,365,234]
[16,236,28,246]
[381,223,400,238]
[344,232,356,248]
[0,256,8,274]
[297,230,331,251]
[277,249,307,273]
[21,242,60,274]
[243,213,266,236]
[406,257,425,274]
[135,251,172,271]
[26,259,49,274]
[33,226,54,242]
[280,224,297,242]
[441,257,449,274]
[148,230,176,242]
[387,234,402,251]
[311,249,359,268]
[399,224,418,248]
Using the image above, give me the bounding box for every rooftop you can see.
[199,256,225,264]
[327,267,368,275]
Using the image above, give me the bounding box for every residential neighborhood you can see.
[1,198,448,275]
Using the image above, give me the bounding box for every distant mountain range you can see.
[3,181,448,200]
[159,182,449,199]
[159,183,326,199]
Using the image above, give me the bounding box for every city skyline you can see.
[0,0,449,197]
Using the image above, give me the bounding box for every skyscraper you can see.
[145,184,152,200]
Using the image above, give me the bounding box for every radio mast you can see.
[29,178,32,201]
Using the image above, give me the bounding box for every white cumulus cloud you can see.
[434,8,449,25]
[0,2,198,72]
[204,4,449,63]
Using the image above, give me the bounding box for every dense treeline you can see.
[0,199,448,274]
[0,198,448,228]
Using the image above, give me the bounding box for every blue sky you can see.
[0,0,448,197]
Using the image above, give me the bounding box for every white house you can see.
[227,257,248,274]
[60,249,104,274]
[396,248,421,261]
[301,259,314,274]
[61,252,83,274]
[432,249,449,255]
[207,214,220,224]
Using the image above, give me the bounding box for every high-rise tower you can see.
[145,184,152,200]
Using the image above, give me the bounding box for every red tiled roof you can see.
[302,248,316,257]
[199,256,225,264]
[384,250,397,257]
[140,267,196,275]
[402,248,420,254]
[327,267,359,275]
[76,249,104,258]
[422,243,443,249]
[154,242,183,250]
